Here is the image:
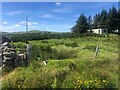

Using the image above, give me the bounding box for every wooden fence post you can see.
[94,45,99,58]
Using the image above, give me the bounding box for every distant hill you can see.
[28,30,64,34]
[0,29,68,36]
[0,32,10,36]
[0,30,65,35]
[29,30,49,33]
[0,30,72,42]
[0,35,11,44]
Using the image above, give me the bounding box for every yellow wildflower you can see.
[89,80,92,83]
[103,80,106,83]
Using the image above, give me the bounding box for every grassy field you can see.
[2,34,119,88]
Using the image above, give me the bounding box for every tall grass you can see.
[2,34,118,89]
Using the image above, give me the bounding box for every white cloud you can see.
[28,22,38,25]
[19,21,26,24]
[0,26,2,30]
[5,11,26,16]
[56,2,61,6]
[40,14,63,20]
[19,21,38,26]
[42,14,54,18]
[32,22,38,25]
[1,21,38,32]
[15,24,21,27]
[46,27,50,30]
[1,24,22,32]
[1,23,72,32]
[3,22,8,24]
[52,8,71,13]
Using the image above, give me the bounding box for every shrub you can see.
[33,44,78,61]
[70,42,79,47]
[52,69,69,88]
[2,66,14,76]
[11,42,26,48]
[41,40,48,43]
[64,42,78,47]
[85,45,96,52]
[55,48,77,60]
[39,44,54,53]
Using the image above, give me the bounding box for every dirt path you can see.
[0,67,15,82]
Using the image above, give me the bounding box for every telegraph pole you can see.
[26,16,28,34]
[26,16,29,41]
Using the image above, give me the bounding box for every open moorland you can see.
[2,34,119,88]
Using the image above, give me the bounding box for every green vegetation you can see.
[2,34,118,89]
[71,6,120,34]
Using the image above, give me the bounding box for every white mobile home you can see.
[90,28,108,34]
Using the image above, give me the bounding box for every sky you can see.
[1,2,118,32]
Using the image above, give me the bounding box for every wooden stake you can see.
[94,45,99,58]
[43,61,47,66]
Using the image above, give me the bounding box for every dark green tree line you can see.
[118,9,120,33]
[71,6,119,34]
[71,14,89,33]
